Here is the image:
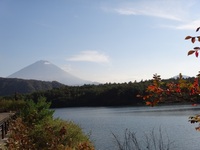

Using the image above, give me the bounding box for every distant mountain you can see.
[171,74,191,79]
[8,60,93,85]
[0,77,65,96]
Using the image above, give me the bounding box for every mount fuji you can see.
[8,60,93,85]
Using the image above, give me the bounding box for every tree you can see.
[139,27,200,131]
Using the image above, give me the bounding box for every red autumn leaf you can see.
[191,89,195,95]
[194,47,200,50]
[188,50,195,56]
[195,51,199,57]
[176,88,181,93]
[196,27,200,32]
[143,96,147,100]
[198,36,200,42]
[146,101,152,106]
[185,36,192,40]
[153,99,159,106]
[195,127,200,131]
[192,37,196,43]
[147,85,156,91]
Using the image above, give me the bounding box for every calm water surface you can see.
[53,105,200,150]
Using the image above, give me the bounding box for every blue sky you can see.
[1,0,200,83]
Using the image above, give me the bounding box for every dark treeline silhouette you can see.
[0,77,65,96]
[25,81,147,107]
[1,77,197,108]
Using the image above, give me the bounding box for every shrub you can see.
[7,117,94,150]
[30,118,94,149]
[6,97,94,150]
[0,99,26,112]
[6,117,34,150]
[19,97,54,126]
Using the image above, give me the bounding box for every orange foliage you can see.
[140,27,200,130]
[140,73,200,107]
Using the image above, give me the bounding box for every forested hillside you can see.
[0,77,65,96]
[24,81,147,107]
[1,77,197,108]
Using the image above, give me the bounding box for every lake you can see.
[53,105,200,150]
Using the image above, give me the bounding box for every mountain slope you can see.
[8,60,91,85]
[171,74,191,79]
[0,77,65,96]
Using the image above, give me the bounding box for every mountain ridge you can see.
[8,60,94,85]
[171,74,191,79]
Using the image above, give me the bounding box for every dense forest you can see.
[26,81,146,107]
[1,77,198,108]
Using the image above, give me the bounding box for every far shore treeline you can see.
[0,77,198,108]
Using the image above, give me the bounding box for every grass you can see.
[112,128,175,150]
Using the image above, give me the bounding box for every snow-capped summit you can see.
[8,60,92,85]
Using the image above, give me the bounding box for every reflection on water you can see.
[53,105,200,150]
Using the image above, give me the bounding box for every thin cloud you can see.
[61,64,73,72]
[105,0,200,30]
[114,8,137,15]
[105,0,197,22]
[67,50,110,63]
[176,20,200,30]
[115,7,182,21]
[160,20,200,30]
